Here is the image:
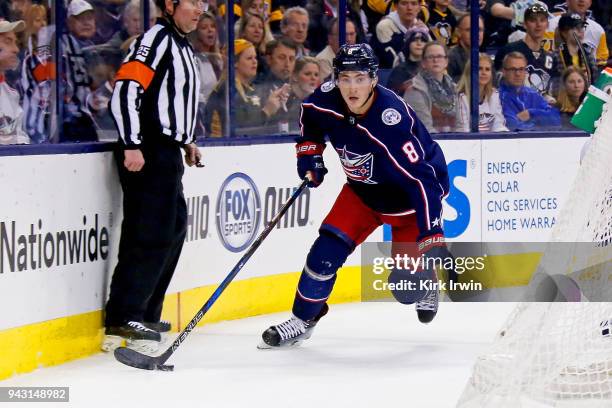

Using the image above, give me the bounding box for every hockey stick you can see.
[572,31,592,86]
[114,178,310,371]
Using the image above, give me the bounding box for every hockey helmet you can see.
[333,43,379,79]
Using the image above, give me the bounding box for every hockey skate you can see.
[258,304,329,349]
[416,288,439,324]
[143,320,172,333]
[101,321,161,353]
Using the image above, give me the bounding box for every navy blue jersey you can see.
[298,81,449,235]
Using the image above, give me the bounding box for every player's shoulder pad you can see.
[372,85,416,129]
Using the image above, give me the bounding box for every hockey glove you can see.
[296,141,328,188]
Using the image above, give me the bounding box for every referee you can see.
[103,0,204,353]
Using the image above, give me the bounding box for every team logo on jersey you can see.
[432,22,453,44]
[337,146,376,184]
[0,114,17,135]
[527,65,551,94]
[381,108,401,126]
[478,113,495,131]
[321,81,335,92]
[216,173,261,252]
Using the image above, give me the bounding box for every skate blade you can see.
[257,340,303,350]
[101,335,125,352]
[126,339,160,354]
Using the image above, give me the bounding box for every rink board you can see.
[0,135,586,379]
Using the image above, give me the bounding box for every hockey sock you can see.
[293,232,351,321]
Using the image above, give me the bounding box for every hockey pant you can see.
[292,184,420,321]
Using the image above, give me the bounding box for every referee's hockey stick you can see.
[114,178,310,371]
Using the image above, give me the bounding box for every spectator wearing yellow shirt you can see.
[545,0,609,68]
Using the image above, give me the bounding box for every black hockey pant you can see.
[105,134,187,327]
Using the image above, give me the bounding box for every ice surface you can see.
[1,302,515,407]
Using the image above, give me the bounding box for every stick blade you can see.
[114,347,169,371]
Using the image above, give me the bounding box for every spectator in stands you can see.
[499,52,561,130]
[306,0,365,53]
[22,3,46,52]
[191,12,223,136]
[495,3,558,104]
[189,11,223,104]
[457,53,508,132]
[219,0,283,34]
[387,25,430,95]
[20,12,53,144]
[363,0,428,35]
[404,41,461,132]
[256,38,297,93]
[316,17,357,81]
[204,39,290,137]
[86,47,123,138]
[238,12,272,77]
[0,19,29,145]
[233,0,274,43]
[191,11,223,80]
[280,7,311,58]
[427,0,458,46]
[547,0,609,68]
[91,0,123,44]
[10,0,31,21]
[239,12,273,56]
[285,56,321,131]
[556,66,587,127]
[484,0,533,48]
[555,13,599,86]
[447,14,483,82]
[371,0,428,68]
[62,0,98,141]
[104,0,157,52]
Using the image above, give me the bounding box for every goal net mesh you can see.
[457,100,612,407]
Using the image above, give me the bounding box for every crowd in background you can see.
[0,0,610,143]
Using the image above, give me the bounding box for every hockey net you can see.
[457,100,612,407]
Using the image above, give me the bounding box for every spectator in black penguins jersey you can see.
[555,12,598,87]
[427,0,457,47]
[495,3,559,105]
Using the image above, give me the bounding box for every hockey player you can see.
[259,43,450,349]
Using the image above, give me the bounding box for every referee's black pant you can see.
[105,134,187,327]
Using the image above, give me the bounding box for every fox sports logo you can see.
[216,173,261,252]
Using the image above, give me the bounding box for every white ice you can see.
[1,302,516,408]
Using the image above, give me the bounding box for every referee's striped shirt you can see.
[110,18,201,148]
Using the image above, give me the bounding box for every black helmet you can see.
[333,43,379,79]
